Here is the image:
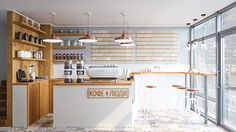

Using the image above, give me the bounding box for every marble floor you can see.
[0,110,227,132]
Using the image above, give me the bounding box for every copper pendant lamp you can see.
[114,13,133,43]
[79,12,97,43]
[43,12,63,43]
[120,21,135,46]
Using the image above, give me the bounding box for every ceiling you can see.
[0,0,235,27]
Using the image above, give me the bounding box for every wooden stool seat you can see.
[185,88,199,93]
[172,84,183,88]
[177,86,186,90]
[146,85,158,89]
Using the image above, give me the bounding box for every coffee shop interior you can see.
[0,0,236,131]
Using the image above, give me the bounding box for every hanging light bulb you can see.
[43,12,63,43]
[79,12,97,43]
[187,42,191,51]
[114,13,133,43]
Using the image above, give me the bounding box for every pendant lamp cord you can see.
[126,21,129,36]
[87,13,90,35]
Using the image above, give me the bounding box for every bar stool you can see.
[172,85,186,113]
[143,85,158,114]
[185,88,201,124]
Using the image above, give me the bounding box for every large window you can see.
[194,18,216,39]
[222,7,236,30]
[193,37,217,120]
[191,3,236,131]
[222,33,236,130]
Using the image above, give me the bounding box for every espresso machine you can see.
[76,54,85,83]
[64,60,73,83]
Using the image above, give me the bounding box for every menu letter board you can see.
[87,88,129,98]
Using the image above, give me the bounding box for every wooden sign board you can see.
[87,88,129,98]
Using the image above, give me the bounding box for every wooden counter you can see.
[130,71,216,76]
[53,80,133,86]
[13,80,48,85]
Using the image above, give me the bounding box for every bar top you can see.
[13,80,48,85]
[53,80,133,86]
[130,71,216,76]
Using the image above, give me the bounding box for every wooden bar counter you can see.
[53,80,133,86]
[53,79,135,128]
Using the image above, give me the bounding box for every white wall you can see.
[0,10,7,81]
[53,27,190,78]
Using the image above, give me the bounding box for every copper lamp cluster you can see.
[44,12,135,46]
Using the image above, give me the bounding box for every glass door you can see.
[222,33,236,130]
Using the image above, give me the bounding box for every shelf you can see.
[135,60,177,62]
[92,44,120,46]
[136,44,177,46]
[92,32,132,34]
[136,40,177,42]
[136,48,177,50]
[53,60,77,62]
[135,56,177,58]
[135,51,177,54]
[92,48,133,50]
[13,57,45,62]
[136,32,177,34]
[54,33,87,36]
[13,39,46,48]
[92,52,133,54]
[53,46,86,49]
[91,56,133,58]
[13,21,46,35]
[136,36,177,38]
[91,60,132,62]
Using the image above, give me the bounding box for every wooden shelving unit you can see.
[7,11,52,126]
[13,57,46,62]
[13,39,46,48]
[53,46,86,49]
[54,32,86,36]
[12,21,46,35]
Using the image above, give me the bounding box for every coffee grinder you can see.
[76,54,85,83]
[64,59,73,83]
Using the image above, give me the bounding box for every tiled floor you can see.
[0,110,227,132]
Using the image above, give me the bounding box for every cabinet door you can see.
[40,80,49,117]
[27,83,40,125]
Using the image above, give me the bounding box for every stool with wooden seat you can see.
[185,88,201,124]
[172,85,186,113]
[143,85,158,114]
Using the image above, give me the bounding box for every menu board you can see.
[87,88,129,98]
[91,30,178,62]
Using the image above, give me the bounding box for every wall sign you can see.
[87,88,129,98]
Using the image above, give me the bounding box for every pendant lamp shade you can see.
[114,31,133,43]
[79,32,97,43]
[120,42,136,47]
[79,12,97,43]
[114,13,133,43]
[43,12,63,43]
[43,34,63,43]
